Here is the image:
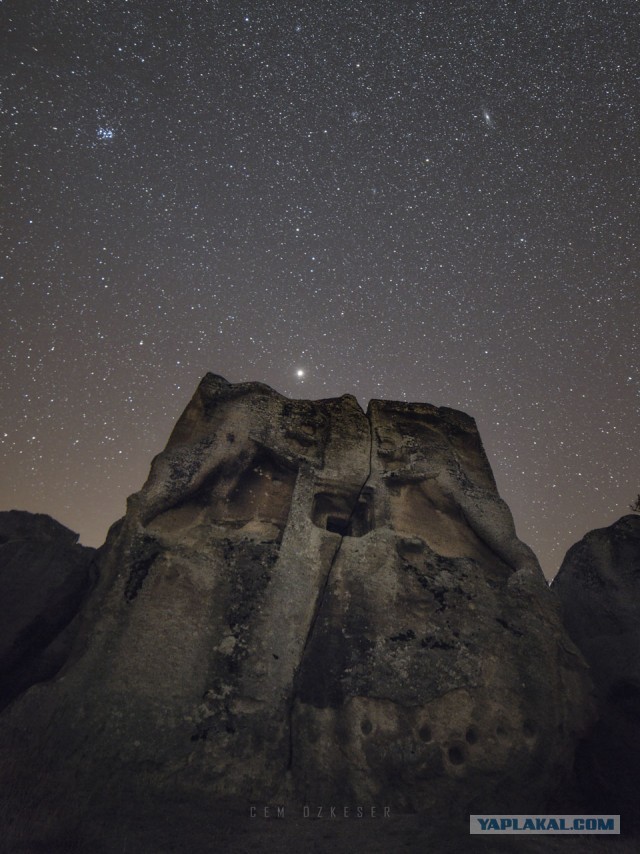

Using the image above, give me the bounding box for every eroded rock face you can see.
[552,515,640,825]
[0,511,96,710]
[0,375,591,839]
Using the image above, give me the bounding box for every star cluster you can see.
[2,0,639,577]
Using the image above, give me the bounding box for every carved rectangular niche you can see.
[311,488,373,537]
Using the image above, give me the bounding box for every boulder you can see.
[0,375,592,849]
[0,510,96,710]
[552,514,640,826]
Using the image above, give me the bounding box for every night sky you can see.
[2,1,639,578]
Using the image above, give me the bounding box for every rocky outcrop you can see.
[552,514,640,827]
[0,511,96,711]
[0,375,592,850]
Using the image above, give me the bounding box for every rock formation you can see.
[0,374,593,850]
[552,514,640,828]
[0,511,96,711]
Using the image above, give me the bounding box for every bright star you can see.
[296,369,305,378]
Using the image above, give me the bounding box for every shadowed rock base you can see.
[1,795,636,854]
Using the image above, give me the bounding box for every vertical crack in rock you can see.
[287,407,373,770]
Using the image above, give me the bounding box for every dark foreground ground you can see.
[2,796,637,854]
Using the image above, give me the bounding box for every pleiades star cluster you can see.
[1,1,638,577]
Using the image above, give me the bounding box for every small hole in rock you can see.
[496,725,507,739]
[523,720,536,738]
[360,719,372,735]
[465,727,478,745]
[418,725,432,742]
[448,745,465,765]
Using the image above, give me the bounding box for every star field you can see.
[2,1,639,578]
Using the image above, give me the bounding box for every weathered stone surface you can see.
[0,510,96,710]
[552,515,640,827]
[0,375,592,850]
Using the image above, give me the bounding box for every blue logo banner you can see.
[469,815,620,835]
